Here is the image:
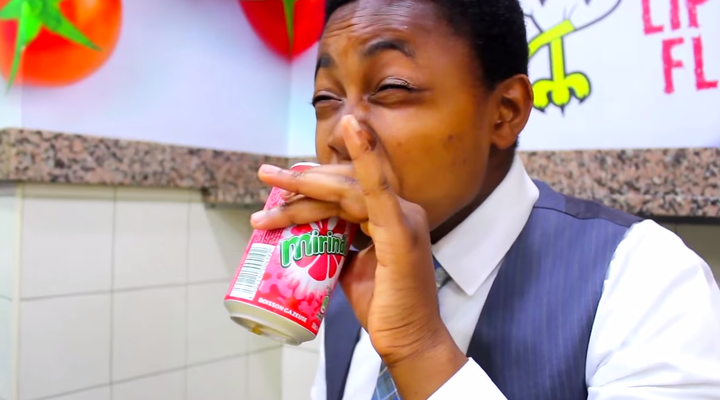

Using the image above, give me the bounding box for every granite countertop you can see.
[1,128,718,217]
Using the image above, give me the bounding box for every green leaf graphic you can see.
[0,0,24,19]
[0,0,102,92]
[281,0,297,54]
[242,0,298,56]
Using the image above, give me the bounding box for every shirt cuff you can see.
[429,358,507,400]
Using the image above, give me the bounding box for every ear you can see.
[489,74,533,150]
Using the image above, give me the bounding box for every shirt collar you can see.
[431,155,539,296]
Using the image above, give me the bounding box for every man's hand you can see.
[250,115,466,399]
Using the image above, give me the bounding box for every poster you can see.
[519,0,719,150]
[0,0,715,155]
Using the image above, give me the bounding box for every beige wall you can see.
[0,183,717,400]
[662,223,720,278]
[0,184,281,400]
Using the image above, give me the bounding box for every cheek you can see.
[440,133,479,168]
[384,131,485,194]
[314,123,335,163]
[377,124,489,227]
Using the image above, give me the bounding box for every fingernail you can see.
[250,211,266,224]
[280,189,295,199]
[346,115,361,133]
[259,164,280,174]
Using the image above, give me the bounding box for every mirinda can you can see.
[224,162,358,345]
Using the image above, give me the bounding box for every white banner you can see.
[519,0,719,150]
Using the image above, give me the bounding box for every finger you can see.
[341,115,404,227]
[277,164,356,200]
[280,191,305,203]
[258,164,360,205]
[279,189,295,199]
[250,197,362,230]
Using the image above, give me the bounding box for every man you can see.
[249,0,720,398]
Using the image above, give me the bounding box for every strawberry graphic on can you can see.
[224,162,358,345]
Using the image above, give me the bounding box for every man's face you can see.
[313,0,497,230]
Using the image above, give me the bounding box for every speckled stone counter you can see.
[1,128,718,217]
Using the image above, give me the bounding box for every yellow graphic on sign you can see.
[524,0,622,111]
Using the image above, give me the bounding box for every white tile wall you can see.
[248,349,283,400]
[281,347,319,400]
[113,188,191,290]
[7,184,284,400]
[113,370,186,400]
[187,203,254,283]
[112,286,187,381]
[45,387,111,400]
[187,282,248,364]
[186,356,247,400]
[18,294,111,400]
[0,184,19,300]
[0,299,14,400]
[20,186,114,298]
[249,331,285,354]
[0,184,19,400]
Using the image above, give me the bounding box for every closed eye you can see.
[377,81,416,93]
[311,93,340,107]
[368,79,422,106]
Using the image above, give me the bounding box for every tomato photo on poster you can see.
[240,0,324,59]
[0,0,122,90]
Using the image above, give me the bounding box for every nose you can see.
[325,112,364,163]
[325,122,351,162]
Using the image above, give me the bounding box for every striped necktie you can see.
[370,256,450,400]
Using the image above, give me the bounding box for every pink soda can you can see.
[224,162,358,345]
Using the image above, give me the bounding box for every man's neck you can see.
[430,149,514,244]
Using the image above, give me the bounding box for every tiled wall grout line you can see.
[20,279,231,302]
[245,346,283,357]
[112,365,186,386]
[21,290,113,302]
[13,184,25,400]
[26,383,111,400]
[109,187,117,400]
[183,353,255,372]
[287,346,320,355]
[24,351,260,400]
[186,278,234,286]
[184,193,192,400]
[244,344,250,400]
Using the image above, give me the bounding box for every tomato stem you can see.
[0,0,101,92]
[243,0,298,56]
[281,0,297,55]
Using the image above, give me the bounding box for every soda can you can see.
[224,162,358,345]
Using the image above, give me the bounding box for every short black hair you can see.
[323,0,529,89]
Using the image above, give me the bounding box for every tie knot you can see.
[433,256,450,290]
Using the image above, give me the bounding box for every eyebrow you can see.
[363,38,415,59]
[314,38,415,78]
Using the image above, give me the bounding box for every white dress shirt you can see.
[310,156,720,400]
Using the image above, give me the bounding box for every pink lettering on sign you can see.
[642,0,716,93]
[662,38,684,94]
[670,0,681,30]
[686,0,709,28]
[642,0,664,34]
[693,36,719,90]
